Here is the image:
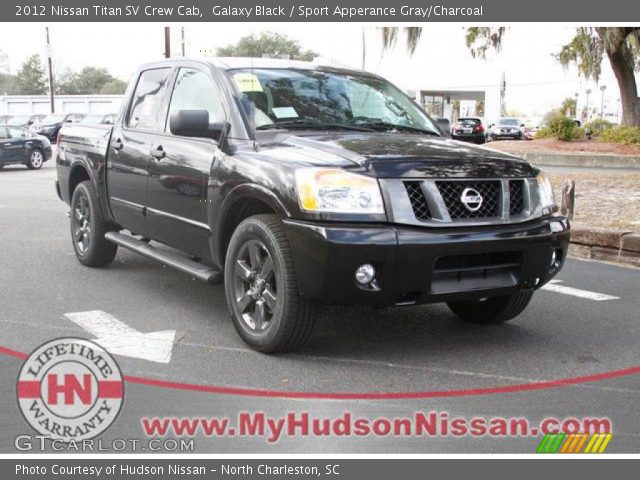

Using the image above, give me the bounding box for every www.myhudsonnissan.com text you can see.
[15,4,485,20]
[139,412,612,444]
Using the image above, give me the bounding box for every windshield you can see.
[229,68,439,135]
[499,118,519,126]
[457,118,481,127]
[42,115,64,124]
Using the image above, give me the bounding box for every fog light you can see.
[355,264,376,285]
[550,250,557,267]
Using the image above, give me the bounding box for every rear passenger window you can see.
[0,127,8,139]
[127,68,171,130]
[9,127,26,139]
[168,68,226,128]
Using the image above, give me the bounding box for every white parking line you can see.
[541,280,620,301]
[64,310,180,363]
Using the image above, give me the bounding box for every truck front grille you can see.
[431,251,522,294]
[509,180,525,215]
[401,178,530,225]
[436,180,500,219]
[404,182,432,220]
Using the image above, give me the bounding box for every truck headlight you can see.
[536,172,555,210]
[295,168,385,214]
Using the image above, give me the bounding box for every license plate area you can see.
[430,251,523,295]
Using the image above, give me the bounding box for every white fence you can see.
[0,95,124,116]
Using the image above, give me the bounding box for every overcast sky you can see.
[0,23,625,121]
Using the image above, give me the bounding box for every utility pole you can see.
[45,27,55,114]
[361,27,366,70]
[181,27,186,57]
[599,84,606,119]
[585,88,591,122]
[164,27,171,58]
[499,72,506,116]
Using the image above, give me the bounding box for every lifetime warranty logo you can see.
[537,433,613,454]
[16,337,124,442]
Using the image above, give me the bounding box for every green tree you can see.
[99,78,128,94]
[560,97,577,117]
[14,54,47,95]
[0,72,16,95]
[382,27,640,126]
[217,32,317,61]
[58,66,116,94]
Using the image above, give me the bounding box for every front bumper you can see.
[284,217,570,307]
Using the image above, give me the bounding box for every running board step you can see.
[104,231,222,284]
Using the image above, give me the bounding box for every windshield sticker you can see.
[272,107,298,119]
[233,73,263,92]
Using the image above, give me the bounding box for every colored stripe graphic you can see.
[537,433,612,454]
[16,380,123,399]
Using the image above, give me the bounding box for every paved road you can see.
[0,161,638,453]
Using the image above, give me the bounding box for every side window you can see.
[8,127,26,139]
[0,127,8,139]
[168,68,226,129]
[127,68,171,130]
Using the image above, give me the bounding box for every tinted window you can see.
[230,68,437,133]
[168,68,226,127]
[128,68,171,130]
[0,127,8,139]
[457,118,480,127]
[8,127,26,139]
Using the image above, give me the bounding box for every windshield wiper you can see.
[351,120,439,136]
[256,119,375,132]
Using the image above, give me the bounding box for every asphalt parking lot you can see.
[0,160,639,453]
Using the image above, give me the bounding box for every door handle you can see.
[150,145,166,160]
[112,138,123,150]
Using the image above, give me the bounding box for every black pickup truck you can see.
[56,57,570,352]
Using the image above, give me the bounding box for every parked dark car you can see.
[56,58,569,352]
[35,113,85,140]
[451,117,487,144]
[80,114,117,125]
[0,126,52,170]
[7,114,47,128]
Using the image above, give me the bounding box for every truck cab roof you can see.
[138,56,375,78]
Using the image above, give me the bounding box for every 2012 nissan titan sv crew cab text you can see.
[55,58,570,352]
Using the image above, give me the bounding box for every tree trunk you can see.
[597,28,640,126]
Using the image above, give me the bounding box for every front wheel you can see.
[447,290,534,325]
[26,149,44,170]
[224,214,317,353]
[70,181,118,267]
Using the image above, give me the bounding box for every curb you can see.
[569,227,640,267]
[507,152,640,169]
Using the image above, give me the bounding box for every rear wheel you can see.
[447,290,534,325]
[224,214,317,353]
[26,149,44,170]
[70,181,118,267]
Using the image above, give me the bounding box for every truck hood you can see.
[271,132,536,178]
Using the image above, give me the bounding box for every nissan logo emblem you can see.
[460,188,483,212]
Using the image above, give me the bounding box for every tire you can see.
[26,148,44,170]
[224,214,317,353]
[70,181,118,267]
[447,289,534,325]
